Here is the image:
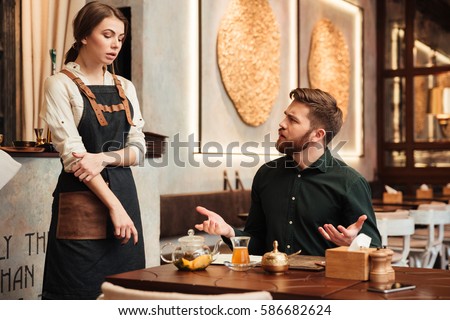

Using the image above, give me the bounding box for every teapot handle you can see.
[211,239,224,262]
[160,242,175,263]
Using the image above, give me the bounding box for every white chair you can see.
[97,281,273,300]
[376,210,415,266]
[405,208,450,268]
[412,204,450,269]
[443,225,450,270]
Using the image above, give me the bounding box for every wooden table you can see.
[372,198,424,211]
[372,196,450,210]
[105,264,450,300]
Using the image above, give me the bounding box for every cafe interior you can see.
[0,0,450,300]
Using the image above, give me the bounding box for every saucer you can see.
[224,260,259,271]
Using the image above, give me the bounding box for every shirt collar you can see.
[64,62,114,85]
[307,148,333,173]
[285,148,333,173]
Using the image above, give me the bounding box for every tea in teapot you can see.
[160,229,222,271]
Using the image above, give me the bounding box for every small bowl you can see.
[13,141,36,147]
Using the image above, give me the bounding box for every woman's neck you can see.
[74,56,105,85]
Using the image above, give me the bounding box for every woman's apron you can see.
[42,72,145,300]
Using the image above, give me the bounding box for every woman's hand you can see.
[71,152,109,182]
[109,204,139,245]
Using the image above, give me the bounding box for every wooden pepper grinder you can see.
[369,248,389,283]
[382,247,395,282]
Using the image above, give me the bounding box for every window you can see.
[377,0,450,187]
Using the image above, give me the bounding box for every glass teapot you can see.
[160,229,222,271]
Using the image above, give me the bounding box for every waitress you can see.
[40,1,146,299]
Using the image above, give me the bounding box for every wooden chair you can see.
[375,210,415,266]
[97,281,273,300]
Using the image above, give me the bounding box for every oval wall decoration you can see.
[308,18,350,121]
[217,0,281,127]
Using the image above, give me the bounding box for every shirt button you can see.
[292,197,295,200]
[298,174,301,178]
[289,221,293,224]
[287,245,291,249]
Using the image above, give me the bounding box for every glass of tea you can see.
[230,236,250,264]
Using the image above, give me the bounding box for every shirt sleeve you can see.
[344,177,382,248]
[118,76,147,166]
[40,74,87,172]
[237,166,268,255]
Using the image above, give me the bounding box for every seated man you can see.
[196,88,381,256]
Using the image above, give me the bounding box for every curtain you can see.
[20,0,85,141]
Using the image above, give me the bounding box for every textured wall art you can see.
[299,0,364,157]
[308,18,350,121]
[217,0,281,127]
[200,0,295,156]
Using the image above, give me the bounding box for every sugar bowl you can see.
[261,240,289,274]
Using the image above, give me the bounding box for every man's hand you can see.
[318,215,367,246]
[195,206,235,238]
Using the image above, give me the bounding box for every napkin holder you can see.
[416,188,433,199]
[325,246,376,281]
[382,192,402,203]
[443,186,450,196]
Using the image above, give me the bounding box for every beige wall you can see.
[0,0,377,299]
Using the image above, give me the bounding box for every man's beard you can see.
[276,129,314,156]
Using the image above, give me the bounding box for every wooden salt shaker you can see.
[369,249,389,283]
[381,247,395,282]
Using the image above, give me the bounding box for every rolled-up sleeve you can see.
[119,76,146,166]
[40,75,87,172]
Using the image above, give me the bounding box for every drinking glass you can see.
[230,236,250,264]
[34,128,44,145]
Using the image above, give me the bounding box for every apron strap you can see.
[112,74,135,126]
[60,69,109,126]
[61,69,135,127]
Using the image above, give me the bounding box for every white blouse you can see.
[40,62,146,172]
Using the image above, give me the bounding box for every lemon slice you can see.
[191,255,212,270]
[181,258,193,269]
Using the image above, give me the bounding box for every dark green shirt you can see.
[234,148,381,256]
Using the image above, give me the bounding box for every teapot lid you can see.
[178,229,205,244]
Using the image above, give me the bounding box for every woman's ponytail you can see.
[64,43,79,64]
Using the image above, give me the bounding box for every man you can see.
[196,88,381,256]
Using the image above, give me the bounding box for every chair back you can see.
[410,209,450,244]
[417,202,448,211]
[376,216,415,246]
[407,208,450,268]
[98,281,273,300]
[375,211,415,266]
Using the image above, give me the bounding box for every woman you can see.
[40,1,146,299]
